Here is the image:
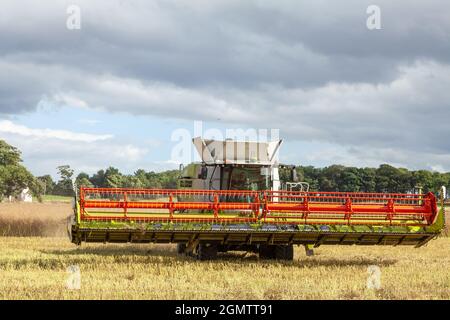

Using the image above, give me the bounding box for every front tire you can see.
[259,245,293,261]
[259,245,276,259]
[197,243,218,260]
[176,243,186,255]
[274,245,293,260]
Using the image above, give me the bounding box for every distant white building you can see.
[19,188,33,202]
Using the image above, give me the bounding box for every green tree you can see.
[0,140,43,201]
[319,176,334,191]
[299,166,320,191]
[376,164,399,192]
[320,165,345,191]
[0,165,36,198]
[431,172,447,196]
[75,172,93,188]
[396,168,413,193]
[54,165,75,196]
[411,170,434,193]
[37,175,55,195]
[123,175,144,188]
[144,171,163,189]
[339,167,361,192]
[158,170,180,189]
[359,167,376,192]
[58,165,74,180]
[91,169,106,187]
[0,140,22,166]
[104,167,123,188]
[134,169,149,187]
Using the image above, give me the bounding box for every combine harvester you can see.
[68,137,446,260]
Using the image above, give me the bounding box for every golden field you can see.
[0,202,71,237]
[0,202,449,300]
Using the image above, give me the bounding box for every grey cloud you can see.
[1,0,449,92]
[1,58,450,161]
[0,0,450,170]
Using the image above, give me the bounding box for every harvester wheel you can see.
[274,245,294,261]
[259,245,276,259]
[176,243,187,255]
[197,243,218,261]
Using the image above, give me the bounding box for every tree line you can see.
[40,166,180,197]
[286,165,449,194]
[48,163,449,197]
[1,139,449,201]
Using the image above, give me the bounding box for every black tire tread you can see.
[274,245,294,260]
[259,245,276,259]
[197,243,218,260]
[176,243,186,255]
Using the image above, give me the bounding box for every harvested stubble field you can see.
[0,203,449,300]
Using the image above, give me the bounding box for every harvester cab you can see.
[178,137,301,192]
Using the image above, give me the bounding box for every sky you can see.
[0,0,450,178]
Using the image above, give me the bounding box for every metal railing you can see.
[78,187,438,226]
[262,190,436,226]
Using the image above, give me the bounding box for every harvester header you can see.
[68,137,446,260]
[78,187,438,227]
[70,186,444,252]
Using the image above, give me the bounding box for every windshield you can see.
[224,167,270,191]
